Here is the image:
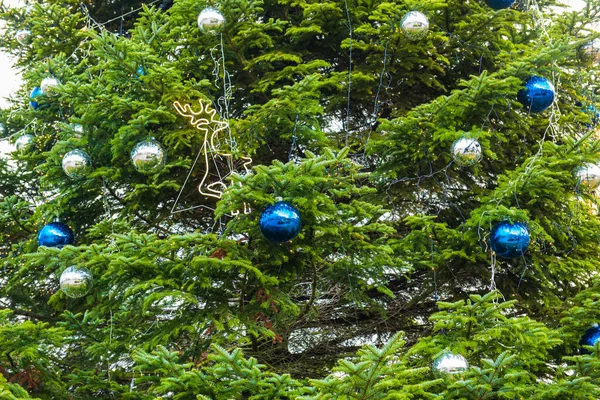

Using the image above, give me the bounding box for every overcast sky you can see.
[0,0,22,109]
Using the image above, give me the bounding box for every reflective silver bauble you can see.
[62,149,92,179]
[432,351,469,376]
[40,77,60,96]
[15,29,30,45]
[60,266,93,298]
[451,137,482,166]
[131,139,166,174]
[71,123,84,139]
[15,134,34,152]
[197,8,225,34]
[400,11,429,41]
[583,38,600,63]
[576,163,600,190]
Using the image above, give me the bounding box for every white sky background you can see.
[0,0,23,154]
[0,0,590,153]
[0,0,23,109]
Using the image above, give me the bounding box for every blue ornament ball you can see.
[259,201,302,244]
[490,221,530,259]
[517,76,555,113]
[38,222,74,248]
[30,86,43,110]
[485,0,516,10]
[580,326,600,354]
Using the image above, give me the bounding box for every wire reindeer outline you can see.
[173,100,251,215]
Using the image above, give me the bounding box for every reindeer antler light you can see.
[171,99,252,214]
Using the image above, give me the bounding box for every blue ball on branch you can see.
[38,222,74,248]
[517,76,555,113]
[485,0,516,10]
[259,201,302,244]
[490,221,530,259]
[580,325,600,354]
[29,86,43,110]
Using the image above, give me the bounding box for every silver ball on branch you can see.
[432,351,469,376]
[130,139,166,175]
[62,149,92,179]
[15,29,30,45]
[60,266,93,298]
[15,134,34,152]
[451,137,482,166]
[40,77,60,96]
[583,38,600,63]
[575,163,600,190]
[197,8,225,34]
[400,11,429,41]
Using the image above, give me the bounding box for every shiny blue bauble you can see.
[490,221,530,259]
[259,201,302,244]
[38,222,74,248]
[30,86,43,110]
[580,326,600,354]
[485,0,515,10]
[517,76,555,113]
[585,105,600,127]
[136,66,146,77]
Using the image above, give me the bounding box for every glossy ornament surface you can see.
[259,201,302,243]
[575,163,600,190]
[451,137,482,166]
[30,86,43,110]
[15,134,34,152]
[485,0,516,10]
[60,266,93,298]
[517,76,555,113]
[38,222,74,248]
[490,221,530,259]
[15,29,30,45]
[432,352,469,376]
[580,326,600,354]
[131,139,166,174]
[400,11,429,41]
[197,8,225,34]
[62,149,92,179]
[71,123,84,139]
[583,38,600,63]
[40,77,60,96]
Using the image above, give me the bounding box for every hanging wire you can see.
[119,5,124,36]
[94,0,162,28]
[343,0,353,147]
[288,112,300,162]
[363,19,395,154]
[489,251,497,292]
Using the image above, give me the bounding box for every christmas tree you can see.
[1,0,600,398]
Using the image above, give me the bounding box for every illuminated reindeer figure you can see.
[173,100,252,215]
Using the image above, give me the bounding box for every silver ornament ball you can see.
[71,123,84,139]
[583,38,600,63]
[131,139,166,174]
[62,149,92,179]
[451,137,482,166]
[400,11,429,41]
[15,134,34,152]
[40,77,60,96]
[432,351,469,376]
[15,29,30,45]
[198,7,225,34]
[60,266,93,299]
[576,163,600,190]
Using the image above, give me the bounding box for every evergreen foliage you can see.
[0,0,600,398]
